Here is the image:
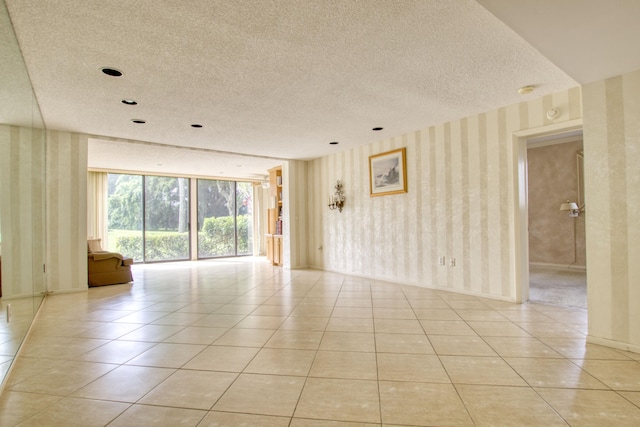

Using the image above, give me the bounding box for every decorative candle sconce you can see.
[328,180,345,212]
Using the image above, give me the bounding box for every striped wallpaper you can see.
[305,87,583,300]
[0,124,46,298]
[583,69,640,352]
[46,130,88,293]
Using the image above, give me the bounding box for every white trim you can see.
[587,335,640,354]
[512,119,584,304]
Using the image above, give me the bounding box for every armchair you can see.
[87,238,133,287]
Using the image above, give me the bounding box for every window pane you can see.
[144,176,190,262]
[197,179,236,258]
[107,174,143,262]
[236,182,253,255]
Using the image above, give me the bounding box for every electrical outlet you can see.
[449,258,456,267]
[439,256,446,266]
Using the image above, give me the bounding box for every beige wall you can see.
[527,140,586,267]
[583,69,640,352]
[307,87,583,300]
[0,125,46,298]
[46,130,88,293]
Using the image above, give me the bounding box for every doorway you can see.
[512,120,585,306]
[526,134,586,308]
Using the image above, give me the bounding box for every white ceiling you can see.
[3,0,639,180]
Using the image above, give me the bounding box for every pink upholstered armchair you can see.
[87,238,133,287]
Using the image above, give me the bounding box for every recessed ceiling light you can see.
[131,119,146,124]
[191,124,203,128]
[372,127,383,131]
[329,141,339,145]
[518,85,535,95]
[157,163,163,166]
[121,99,137,105]
[101,67,123,77]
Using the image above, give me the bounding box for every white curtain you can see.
[87,171,109,249]
[252,183,269,256]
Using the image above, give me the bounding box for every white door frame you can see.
[511,119,583,303]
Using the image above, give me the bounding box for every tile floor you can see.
[1,258,640,426]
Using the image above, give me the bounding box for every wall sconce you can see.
[560,200,580,217]
[328,180,345,212]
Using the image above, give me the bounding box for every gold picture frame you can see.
[369,147,407,197]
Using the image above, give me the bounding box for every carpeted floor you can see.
[529,264,587,309]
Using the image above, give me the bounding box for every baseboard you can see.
[530,262,586,270]
[587,335,640,355]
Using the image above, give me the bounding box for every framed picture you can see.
[369,147,407,197]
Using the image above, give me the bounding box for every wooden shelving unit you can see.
[266,166,283,266]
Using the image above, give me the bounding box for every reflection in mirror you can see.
[0,0,46,389]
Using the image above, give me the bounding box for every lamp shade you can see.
[560,201,579,211]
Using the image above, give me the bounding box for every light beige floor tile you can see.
[150,312,207,326]
[118,324,186,342]
[379,381,473,426]
[108,404,207,427]
[139,370,237,410]
[440,356,527,386]
[505,357,607,389]
[76,322,142,340]
[291,420,378,427]
[429,335,497,356]
[577,360,640,391]
[183,345,259,372]
[331,307,373,319]
[214,304,259,315]
[245,348,316,376]
[14,396,130,427]
[75,340,156,364]
[413,308,462,320]
[497,309,555,323]
[375,333,434,354]
[200,411,290,427]
[162,326,228,344]
[420,320,477,336]
[537,388,640,426]
[445,300,491,310]
[279,316,329,331]
[335,298,372,308]
[234,315,287,329]
[113,311,168,324]
[373,307,416,319]
[454,309,508,322]
[291,305,335,317]
[482,336,563,358]
[372,298,411,308]
[71,365,174,402]
[456,384,568,426]
[326,317,374,333]
[213,373,305,417]
[9,361,117,396]
[126,343,206,368]
[377,353,450,383]
[250,305,296,316]
[4,357,68,388]
[540,337,633,360]
[214,328,275,347]
[619,391,640,407]
[175,303,223,313]
[309,350,377,380]
[467,321,531,337]
[408,299,450,309]
[191,313,245,328]
[20,336,110,360]
[518,322,586,338]
[264,330,324,350]
[339,291,371,299]
[295,378,380,423]
[0,391,61,426]
[319,331,375,352]
[374,319,424,334]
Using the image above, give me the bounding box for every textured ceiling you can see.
[2,1,637,179]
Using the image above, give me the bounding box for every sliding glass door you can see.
[144,176,190,262]
[108,173,252,262]
[197,179,253,258]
